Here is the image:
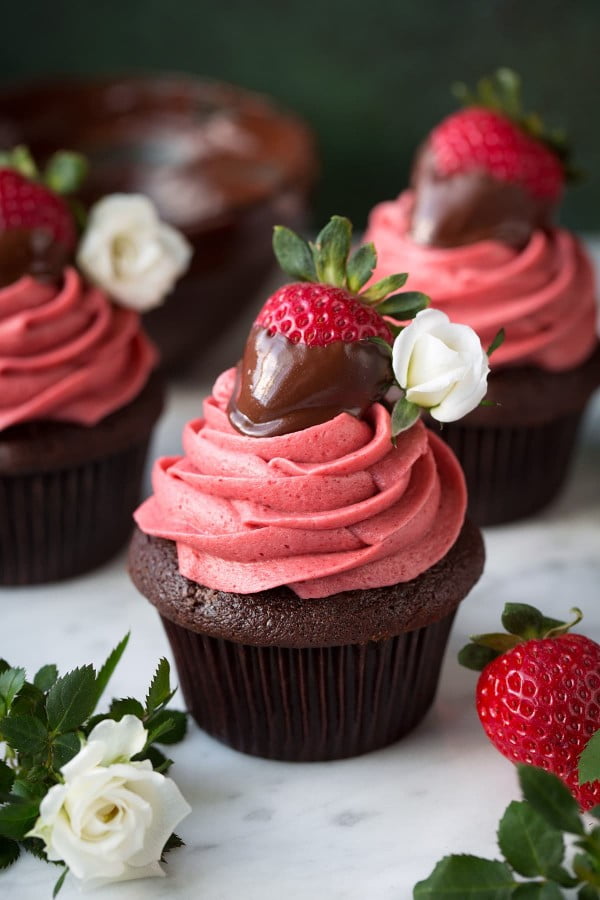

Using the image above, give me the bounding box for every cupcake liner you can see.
[435,410,582,526]
[0,439,150,585]
[161,611,456,762]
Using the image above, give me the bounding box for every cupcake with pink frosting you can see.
[0,148,191,583]
[130,216,488,762]
[365,70,600,524]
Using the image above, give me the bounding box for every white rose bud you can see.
[77,194,192,312]
[392,308,490,422]
[28,715,191,888]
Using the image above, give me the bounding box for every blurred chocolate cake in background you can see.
[0,75,318,369]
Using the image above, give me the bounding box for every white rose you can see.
[28,715,191,888]
[392,308,490,422]
[77,194,192,312]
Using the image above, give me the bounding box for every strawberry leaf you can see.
[311,216,352,287]
[578,730,600,786]
[43,151,87,195]
[497,800,565,878]
[413,854,516,898]
[468,633,520,653]
[376,291,430,320]
[273,225,317,283]
[501,603,545,639]
[518,765,585,836]
[457,643,500,672]
[361,272,408,303]
[346,243,377,293]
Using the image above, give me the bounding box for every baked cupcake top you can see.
[0,148,191,430]
[365,70,598,373]
[135,216,493,598]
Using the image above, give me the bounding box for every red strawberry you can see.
[228,215,430,437]
[460,604,600,810]
[410,69,573,248]
[430,106,564,201]
[256,282,394,346]
[0,168,77,250]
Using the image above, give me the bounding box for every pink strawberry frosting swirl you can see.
[134,368,467,599]
[0,267,156,430]
[365,191,598,371]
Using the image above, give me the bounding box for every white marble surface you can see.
[2,272,600,899]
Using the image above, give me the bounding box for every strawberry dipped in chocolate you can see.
[228,216,429,437]
[0,147,86,286]
[410,69,574,249]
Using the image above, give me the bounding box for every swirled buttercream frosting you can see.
[365,191,598,372]
[134,368,467,599]
[0,267,156,430]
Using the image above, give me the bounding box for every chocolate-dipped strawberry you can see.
[228,216,429,437]
[0,146,86,286]
[410,69,575,249]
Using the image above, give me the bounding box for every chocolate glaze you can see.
[228,325,393,437]
[409,144,555,249]
[0,228,71,287]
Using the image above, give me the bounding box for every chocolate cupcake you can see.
[130,216,488,761]
[365,70,600,525]
[0,148,191,584]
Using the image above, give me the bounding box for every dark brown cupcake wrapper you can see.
[162,611,456,762]
[434,410,582,526]
[0,439,151,585]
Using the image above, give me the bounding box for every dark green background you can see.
[2,0,598,230]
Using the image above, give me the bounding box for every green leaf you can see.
[486,328,505,358]
[346,243,377,293]
[498,801,564,878]
[145,659,174,714]
[544,863,578,888]
[501,604,545,639]
[413,854,515,898]
[518,765,584,836]
[0,799,40,840]
[469,633,520,653]
[588,806,600,821]
[0,668,26,717]
[142,745,173,774]
[10,683,46,720]
[391,396,421,438]
[146,709,188,745]
[512,883,563,899]
[578,886,600,900]
[43,151,88,195]
[367,336,393,356]
[0,836,20,870]
[311,216,352,287]
[1,715,48,758]
[46,665,97,734]
[361,272,409,303]
[579,731,600,785]
[7,146,38,179]
[52,733,82,770]
[162,832,185,861]
[376,291,430,320]
[53,866,69,898]
[34,665,58,693]
[94,634,130,707]
[0,762,14,796]
[109,697,145,720]
[272,225,317,282]
[0,660,10,675]
[458,643,501,672]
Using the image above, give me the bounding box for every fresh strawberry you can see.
[0,146,87,252]
[430,106,564,201]
[460,603,600,810]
